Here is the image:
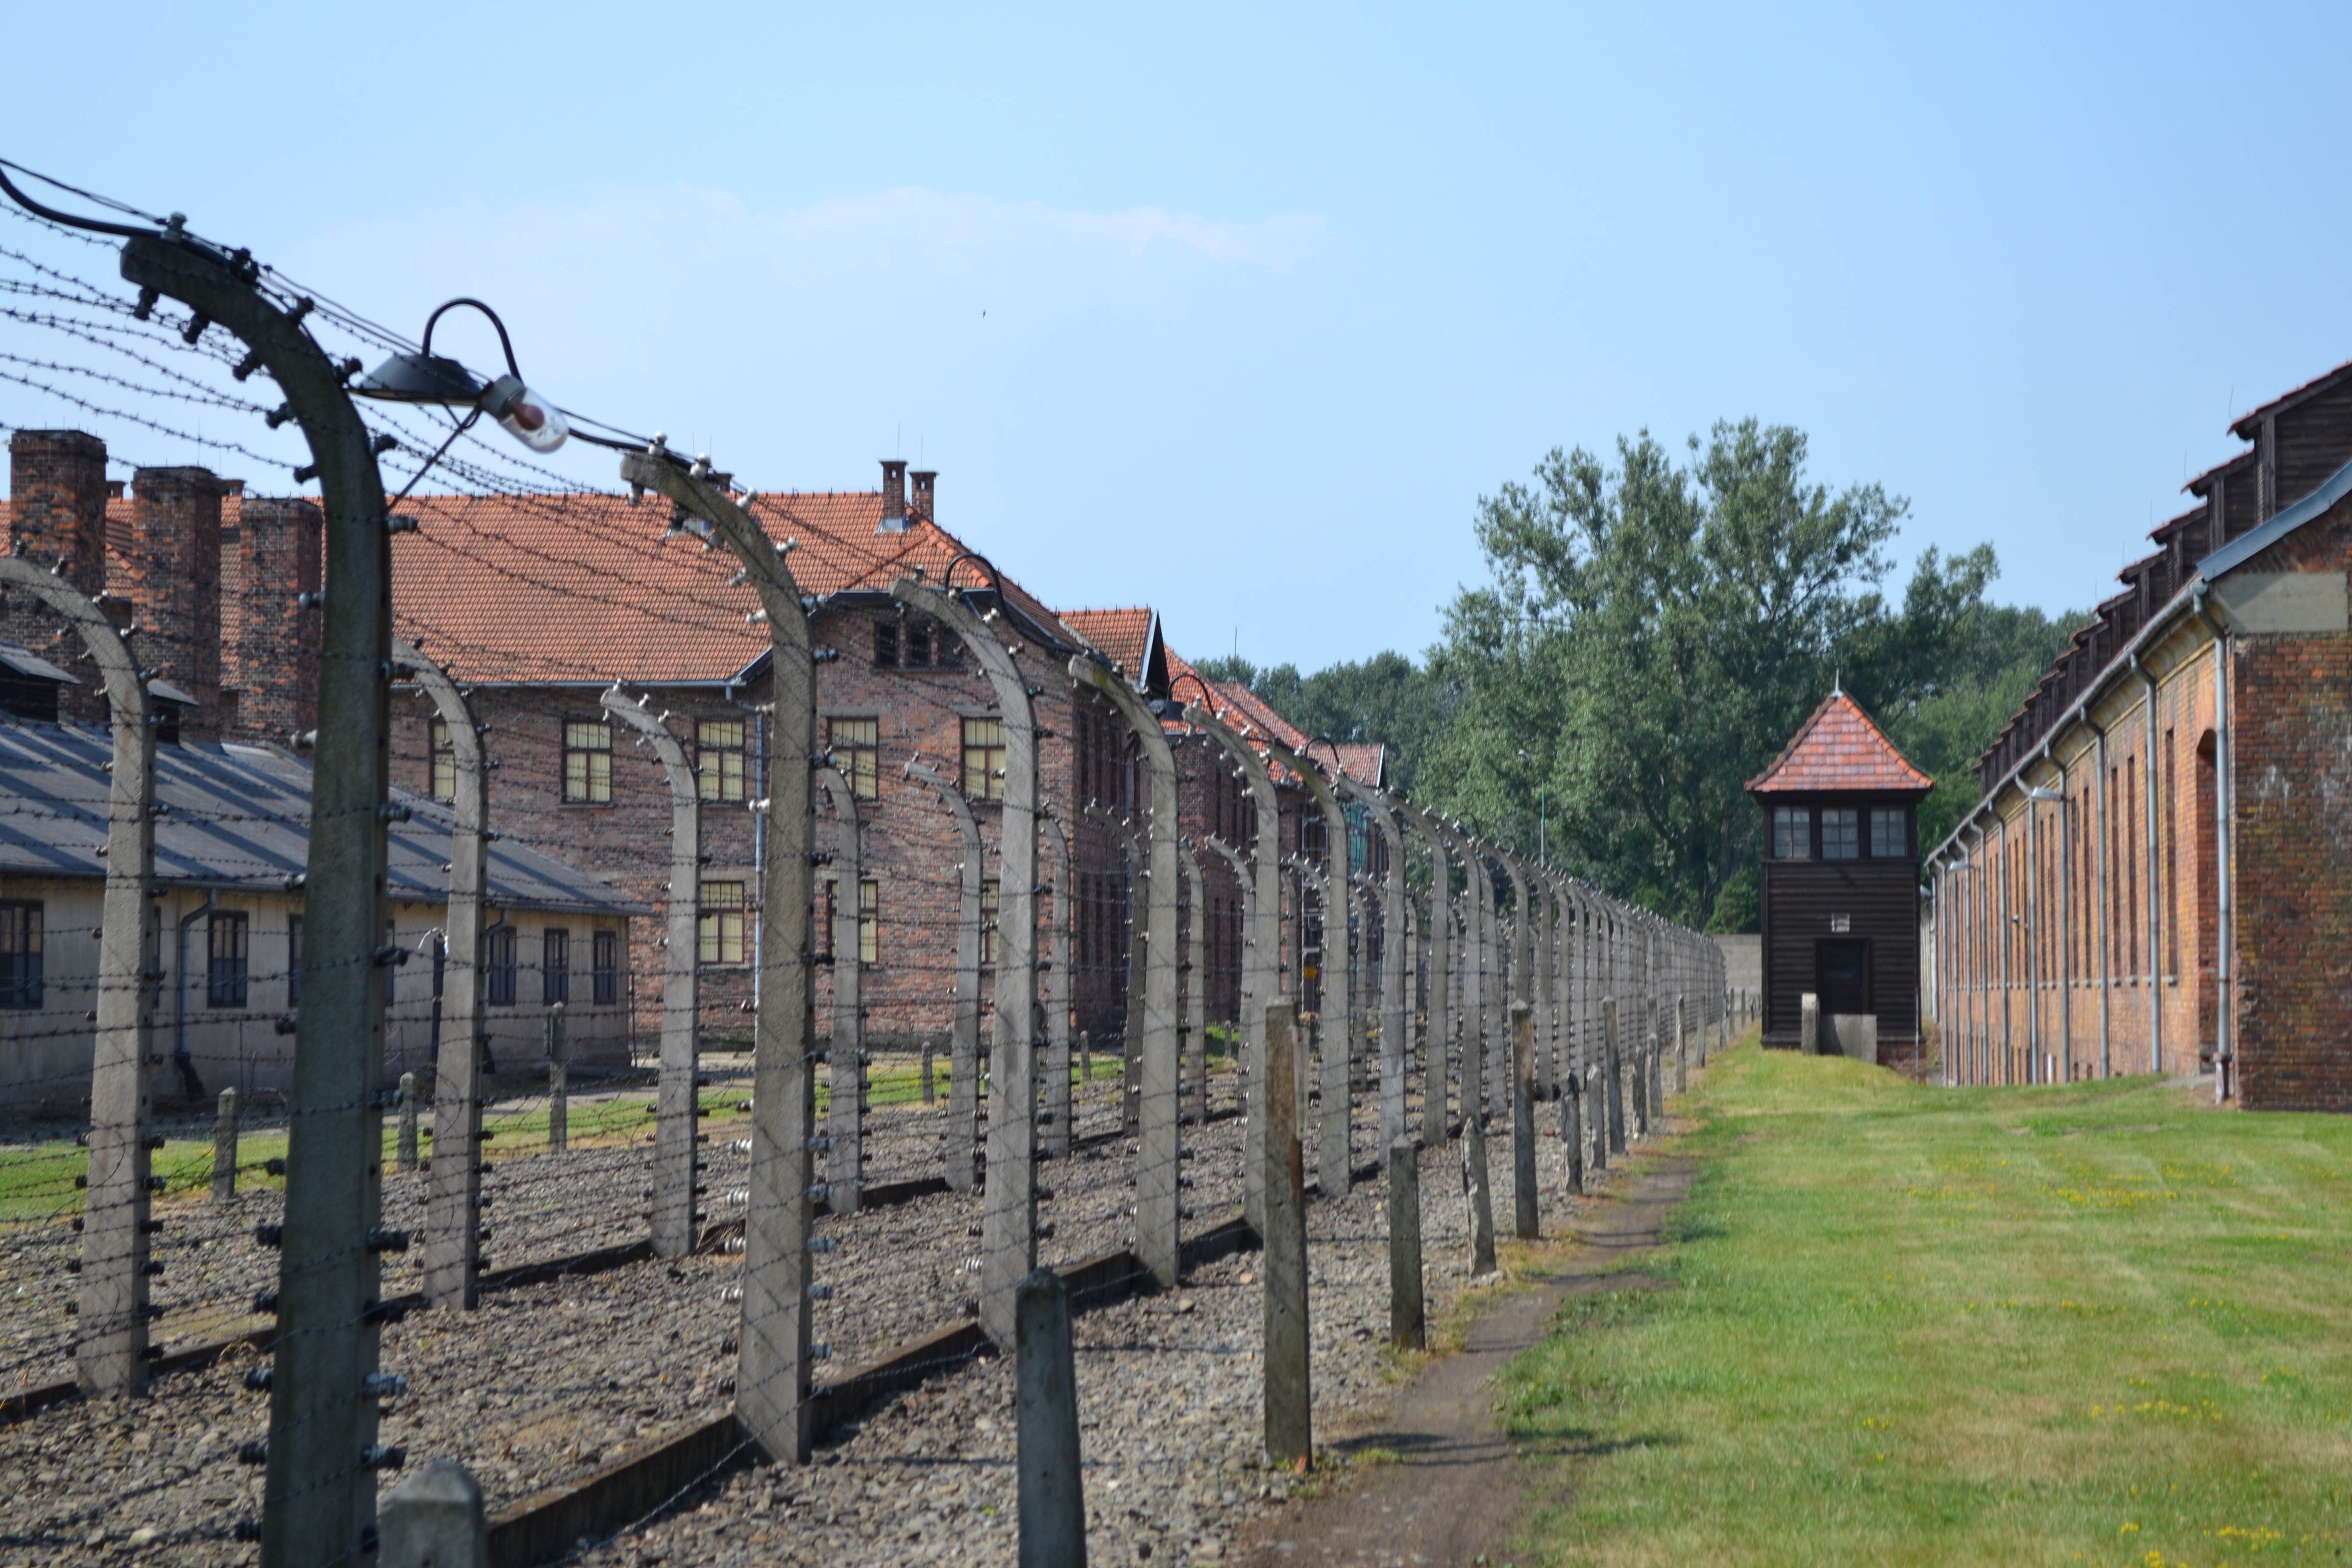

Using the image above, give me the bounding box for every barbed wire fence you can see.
[0,158,1735,1568]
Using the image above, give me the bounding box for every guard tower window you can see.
[1772,807,1809,859]
[1821,808,1859,860]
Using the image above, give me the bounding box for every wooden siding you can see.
[1759,858,1921,1043]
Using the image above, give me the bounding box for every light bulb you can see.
[478,374,570,454]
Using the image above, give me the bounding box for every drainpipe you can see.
[1995,809,2013,1084]
[2031,747,2070,1083]
[174,890,218,1098]
[2185,591,2231,1101]
[2129,652,2165,1080]
[2083,713,2111,1077]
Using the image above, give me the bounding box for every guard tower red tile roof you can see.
[1745,690,1931,798]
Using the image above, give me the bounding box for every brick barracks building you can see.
[1930,357,2352,1111]
[6,433,1389,1073]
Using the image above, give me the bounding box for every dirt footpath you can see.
[1230,1149,1698,1568]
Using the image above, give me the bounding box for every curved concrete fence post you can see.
[1261,737,1355,1200]
[814,765,864,1216]
[1072,655,1182,1289]
[910,760,986,1194]
[1181,700,1285,1232]
[619,446,817,1464]
[0,559,157,1396]
[1039,812,1075,1159]
[602,684,705,1248]
[896,575,1042,1348]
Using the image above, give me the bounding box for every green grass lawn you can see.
[1498,1041,2352,1567]
[0,1056,1138,1228]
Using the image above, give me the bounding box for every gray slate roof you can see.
[0,719,643,917]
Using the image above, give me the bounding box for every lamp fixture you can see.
[353,297,568,453]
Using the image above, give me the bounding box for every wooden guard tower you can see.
[1746,689,1933,1064]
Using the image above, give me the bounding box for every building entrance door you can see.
[1816,939,1870,1015]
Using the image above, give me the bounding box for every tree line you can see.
[1197,420,2077,933]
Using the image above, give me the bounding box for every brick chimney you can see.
[910,470,936,525]
[124,465,224,742]
[225,497,322,745]
[878,459,909,534]
[5,431,111,723]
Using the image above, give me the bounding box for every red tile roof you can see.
[1745,691,1931,798]
[1187,675,1383,789]
[1060,607,1158,682]
[383,489,1070,686]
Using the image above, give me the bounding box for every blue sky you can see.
[8,3,2351,669]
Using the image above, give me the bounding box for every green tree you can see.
[1425,420,2004,924]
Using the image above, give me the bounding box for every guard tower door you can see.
[1816,939,1870,1015]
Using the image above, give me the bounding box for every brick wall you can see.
[122,465,224,741]
[222,496,322,745]
[4,430,112,723]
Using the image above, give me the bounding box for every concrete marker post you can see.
[1465,1110,1497,1275]
[1016,1267,1088,1568]
[1261,1001,1312,1468]
[379,1458,490,1568]
[545,1003,567,1154]
[396,1074,418,1172]
[211,1088,239,1202]
[1801,991,1821,1056]
[602,685,705,1251]
[1511,1000,1537,1240]
[1387,1137,1424,1350]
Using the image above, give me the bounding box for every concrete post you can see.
[898,577,1042,1348]
[1041,816,1074,1159]
[1630,996,1650,1139]
[0,560,156,1399]
[1511,1000,1537,1241]
[922,1043,936,1105]
[1675,994,1688,1094]
[1341,783,1409,1170]
[545,1004,568,1154]
[1076,664,1184,1290]
[814,766,865,1216]
[911,761,985,1193]
[404,643,489,1309]
[1387,1138,1424,1350]
[1603,995,1626,1156]
[1801,991,1821,1055]
[1178,839,1207,1124]
[1559,1059,1584,1196]
[1261,1001,1311,1468]
[602,686,704,1252]
[1465,850,1495,1122]
[397,1074,419,1172]
[1465,1109,1497,1276]
[1648,993,1664,1124]
[620,448,816,1465]
[1260,738,1353,1200]
[1180,704,1282,1234]
[1086,805,1146,1142]
[1016,1267,1088,1568]
[211,1088,239,1202]
[1081,1032,1092,1083]
[1537,877,1558,1100]
[379,1459,489,1568]
[128,235,394,1562]
[1403,810,1453,1147]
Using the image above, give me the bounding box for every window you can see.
[430,719,455,803]
[875,614,961,670]
[563,718,612,804]
[1869,808,1906,860]
[486,926,517,1006]
[593,929,619,1006]
[980,877,1001,967]
[542,927,570,1004]
[820,877,881,965]
[0,901,41,1009]
[828,717,878,799]
[962,716,1006,800]
[1772,806,1810,859]
[697,719,746,803]
[1300,813,1328,865]
[1821,809,1859,861]
[286,915,301,1007]
[207,912,249,1008]
[699,881,746,965]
